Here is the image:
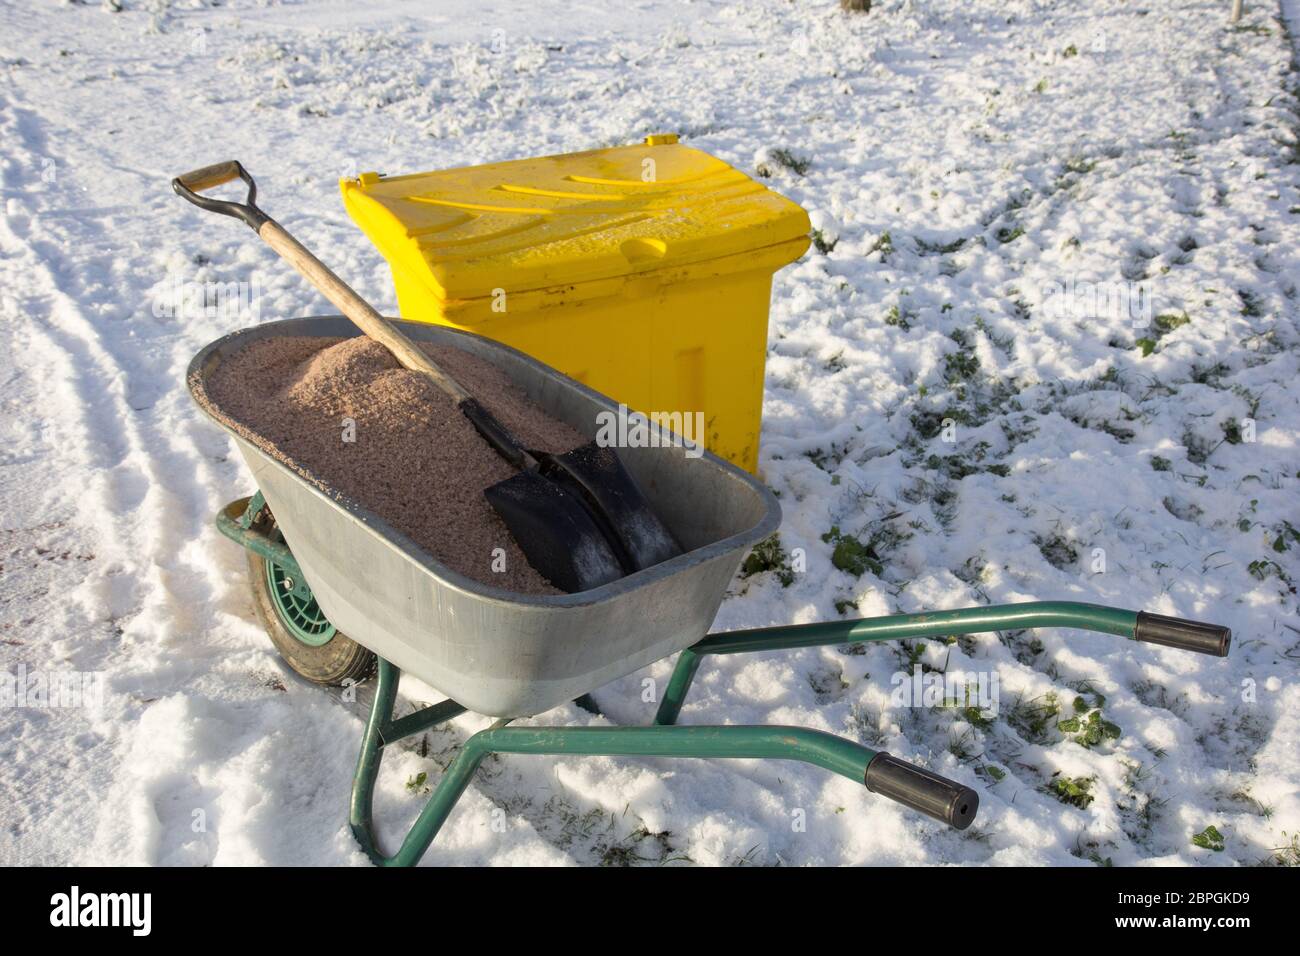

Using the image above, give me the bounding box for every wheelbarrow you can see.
[190,315,1233,867]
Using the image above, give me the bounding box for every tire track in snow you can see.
[0,91,279,865]
[1,114,185,639]
[0,94,259,659]
[0,94,151,865]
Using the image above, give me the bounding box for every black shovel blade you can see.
[540,442,683,573]
[484,469,626,594]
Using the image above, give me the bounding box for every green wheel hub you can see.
[265,558,336,646]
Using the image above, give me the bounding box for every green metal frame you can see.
[654,602,1137,725]
[214,492,1228,867]
[215,494,314,604]
[350,658,880,866]
[218,493,332,642]
[349,601,1149,867]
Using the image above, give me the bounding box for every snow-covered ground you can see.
[2,0,1298,866]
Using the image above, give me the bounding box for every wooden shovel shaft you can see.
[172,159,537,468]
[258,219,472,405]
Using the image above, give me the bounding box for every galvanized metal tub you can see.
[188,316,781,717]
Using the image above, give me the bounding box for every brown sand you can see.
[198,335,586,595]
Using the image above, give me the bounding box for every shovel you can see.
[173,161,682,593]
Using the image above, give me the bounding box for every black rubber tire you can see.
[245,514,375,687]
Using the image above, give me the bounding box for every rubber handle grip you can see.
[864,754,978,830]
[1134,611,1231,657]
[175,160,243,192]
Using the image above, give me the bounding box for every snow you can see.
[2,0,1298,866]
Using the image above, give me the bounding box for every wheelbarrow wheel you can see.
[246,513,375,687]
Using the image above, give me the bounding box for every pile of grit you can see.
[197,335,587,595]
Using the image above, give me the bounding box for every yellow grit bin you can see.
[341,135,810,472]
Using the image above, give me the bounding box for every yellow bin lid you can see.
[340,136,811,303]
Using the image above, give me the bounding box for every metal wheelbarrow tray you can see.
[189,316,1234,867]
[190,315,776,719]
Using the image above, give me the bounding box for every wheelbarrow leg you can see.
[348,603,1227,865]
[349,658,471,867]
[348,658,398,864]
[348,660,979,866]
[653,601,1231,725]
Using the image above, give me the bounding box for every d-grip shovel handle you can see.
[171,161,494,418]
[172,161,269,231]
[865,754,979,830]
